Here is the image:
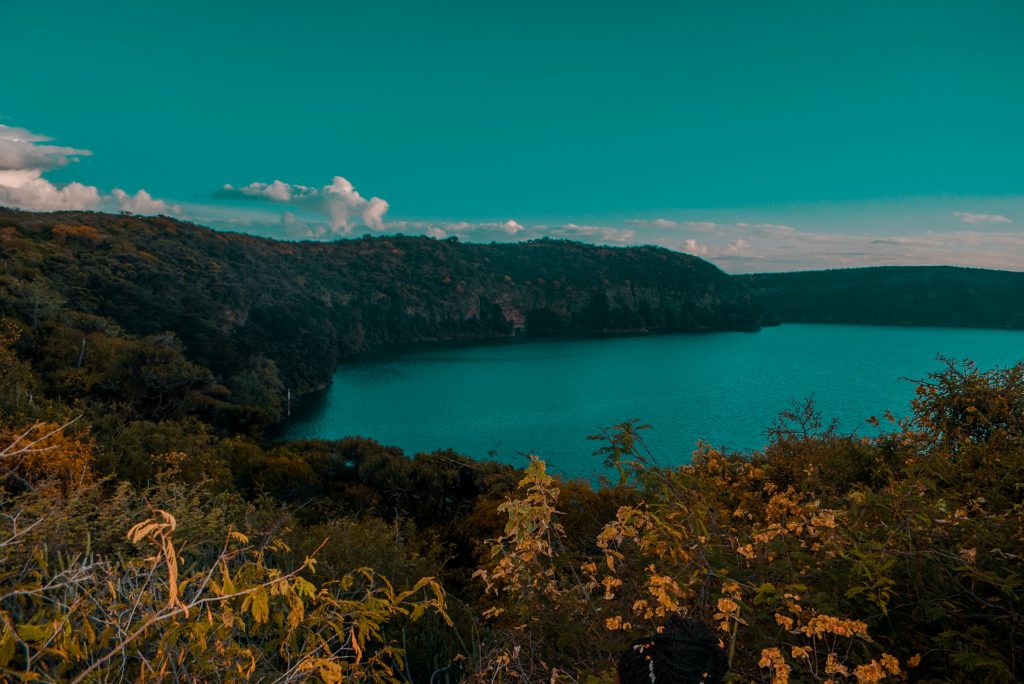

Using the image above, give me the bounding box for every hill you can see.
[741,265,1024,329]
[0,208,764,428]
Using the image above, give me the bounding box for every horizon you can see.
[3,0,1023,272]
[6,204,1024,278]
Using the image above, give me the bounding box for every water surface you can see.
[282,324,1024,478]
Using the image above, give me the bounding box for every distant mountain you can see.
[741,266,1024,329]
[0,208,764,424]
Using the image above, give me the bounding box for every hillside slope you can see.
[0,208,764,425]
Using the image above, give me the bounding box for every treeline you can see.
[742,266,1024,329]
[0,208,763,432]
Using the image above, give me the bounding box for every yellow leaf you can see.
[250,588,269,624]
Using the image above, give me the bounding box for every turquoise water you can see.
[281,324,1024,478]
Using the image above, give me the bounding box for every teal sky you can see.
[2,0,1023,271]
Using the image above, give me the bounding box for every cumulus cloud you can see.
[0,125,102,211]
[222,175,389,233]
[111,188,182,215]
[0,169,101,211]
[680,238,709,256]
[724,238,750,254]
[953,211,1011,224]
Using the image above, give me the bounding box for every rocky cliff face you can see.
[0,209,766,401]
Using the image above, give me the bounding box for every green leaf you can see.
[16,624,49,643]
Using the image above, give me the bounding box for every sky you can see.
[2,0,1023,272]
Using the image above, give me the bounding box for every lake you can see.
[281,324,1024,478]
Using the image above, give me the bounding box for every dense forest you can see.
[742,266,1024,329]
[0,208,764,433]
[0,207,1022,681]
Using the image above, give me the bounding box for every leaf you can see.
[249,587,269,624]
[0,628,15,668]
[16,623,49,643]
[127,521,161,544]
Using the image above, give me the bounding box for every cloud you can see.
[0,125,102,211]
[706,227,1024,273]
[0,125,92,171]
[680,238,709,256]
[724,238,750,254]
[111,188,182,215]
[614,213,1024,272]
[0,169,101,211]
[734,222,798,236]
[222,175,389,234]
[953,211,1011,224]
[384,219,525,243]
[549,223,636,244]
[627,218,718,231]
[371,219,638,247]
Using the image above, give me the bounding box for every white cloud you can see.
[386,219,525,242]
[627,218,719,231]
[0,169,101,211]
[231,179,314,203]
[953,211,1011,224]
[0,125,101,211]
[111,188,182,215]
[680,238,709,256]
[425,226,448,239]
[367,219,636,246]
[0,124,182,216]
[724,238,750,254]
[0,124,92,171]
[222,175,389,234]
[550,223,636,244]
[735,222,798,236]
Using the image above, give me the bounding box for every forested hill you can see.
[741,266,1024,329]
[0,208,763,428]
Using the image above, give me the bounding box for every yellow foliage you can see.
[0,421,95,494]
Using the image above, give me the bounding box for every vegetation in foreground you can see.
[0,209,1022,681]
[3,332,1024,681]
